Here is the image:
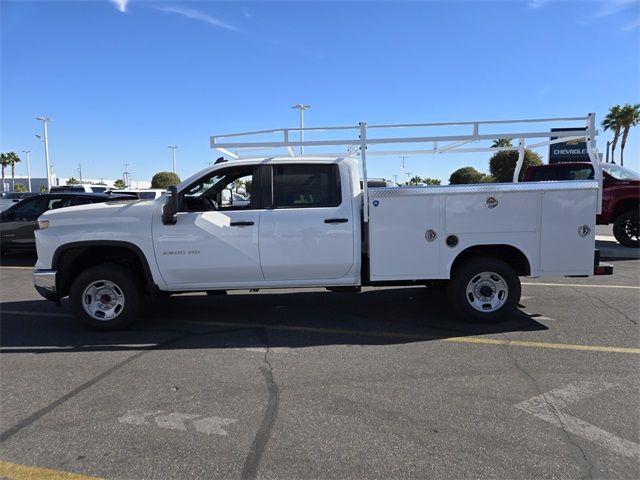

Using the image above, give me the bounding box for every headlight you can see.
[38,220,50,230]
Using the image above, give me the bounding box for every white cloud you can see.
[592,0,638,19]
[621,18,640,30]
[243,7,251,18]
[156,5,240,32]
[110,0,129,14]
[528,0,552,9]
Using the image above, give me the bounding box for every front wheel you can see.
[447,257,521,323]
[613,210,639,248]
[69,264,143,330]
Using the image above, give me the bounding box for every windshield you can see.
[602,163,640,180]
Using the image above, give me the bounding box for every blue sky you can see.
[2,0,639,184]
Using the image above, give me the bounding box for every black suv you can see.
[0,193,131,255]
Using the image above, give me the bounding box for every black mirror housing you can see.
[162,185,180,225]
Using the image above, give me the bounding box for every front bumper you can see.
[33,269,59,301]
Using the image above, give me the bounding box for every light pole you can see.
[123,163,130,188]
[36,116,52,191]
[168,145,178,173]
[21,150,32,192]
[291,104,311,155]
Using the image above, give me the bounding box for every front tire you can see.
[69,264,142,330]
[447,257,521,323]
[613,210,639,248]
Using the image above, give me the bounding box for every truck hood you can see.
[40,198,159,225]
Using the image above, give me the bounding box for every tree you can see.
[13,183,27,192]
[244,180,252,195]
[491,138,513,148]
[0,153,9,192]
[1,152,20,191]
[422,177,441,186]
[405,175,442,186]
[602,105,622,163]
[617,103,640,167]
[449,167,487,184]
[231,179,244,192]
[39,185,48,193]
[151,171,181,189]
[66,177,81,185]
[113,179,126,189]
[489,149,542,182]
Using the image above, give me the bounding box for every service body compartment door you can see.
[368,192,442,280]
[540,187,597,275]
[259,163,355,281]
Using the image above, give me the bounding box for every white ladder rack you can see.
[210,113,601,221]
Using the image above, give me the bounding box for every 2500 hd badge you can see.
[162,250,201,255]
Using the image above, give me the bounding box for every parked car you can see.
[0,193,132,255]
[110,189,166,200]
[49,185,109,193]
[523,162,639,247]
[0,192,37,213]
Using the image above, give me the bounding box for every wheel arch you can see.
[52,241,156,298]
[449,244,532,278]
[612,198,640,221]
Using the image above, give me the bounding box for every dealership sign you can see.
[548,127,589,164]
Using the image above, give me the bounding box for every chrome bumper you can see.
[33,269,58,300]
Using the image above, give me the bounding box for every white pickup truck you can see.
[33,114,613,329]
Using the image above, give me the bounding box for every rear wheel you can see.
[447,257,520,322]
[69,264,142,330]
[613,209,639,248]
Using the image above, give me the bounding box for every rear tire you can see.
[613,209,639,248]
[447,257,520,323]
[69,264,142,330]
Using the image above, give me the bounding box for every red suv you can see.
[523,162,639,247]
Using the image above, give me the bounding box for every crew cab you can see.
[33,114,613,329]
[523,162,639,247]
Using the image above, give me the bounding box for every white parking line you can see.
[515,381,640,460]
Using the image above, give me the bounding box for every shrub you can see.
[151,171,181,189]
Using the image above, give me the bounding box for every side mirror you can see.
[221,188,233,207]
[162,185,180,225]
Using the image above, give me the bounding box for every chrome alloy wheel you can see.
[465,271,509,313]
[82,280,126,321]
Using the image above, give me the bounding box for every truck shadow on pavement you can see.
[0,287,547,354]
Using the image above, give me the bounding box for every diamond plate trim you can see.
[368,180,599,198]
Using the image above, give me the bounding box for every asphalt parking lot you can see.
[1,247,639,479]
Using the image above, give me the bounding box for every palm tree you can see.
[617,103,640,167]
[602,105,622,163]
[491,138,513,148]
[4,152,21,191]
[0,153,9,192]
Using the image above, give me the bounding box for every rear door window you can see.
[272,164,341,208]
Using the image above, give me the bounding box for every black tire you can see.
[613,209,639,248]
[69,263,143,330]
[447,257,521,323]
